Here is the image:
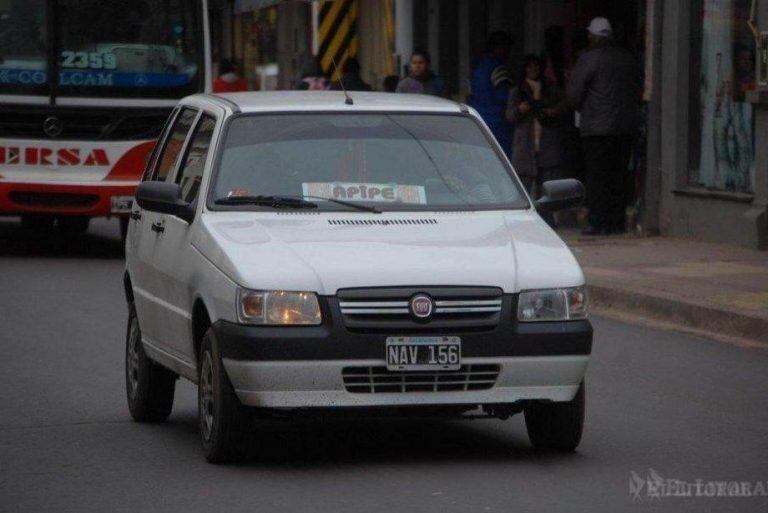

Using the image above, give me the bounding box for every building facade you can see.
[216,0,767,249]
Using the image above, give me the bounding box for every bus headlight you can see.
[517,286,588,322]
[238,289,322,325]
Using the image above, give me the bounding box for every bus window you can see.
[0,0,48,95]
[56,0,202,98]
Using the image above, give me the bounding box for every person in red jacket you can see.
[212,59,248,93]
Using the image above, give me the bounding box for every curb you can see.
[587,284,768,345]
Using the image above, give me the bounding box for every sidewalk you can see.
[560,230,768,347]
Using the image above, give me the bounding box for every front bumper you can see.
[213,308,592,408]
[223,356,589,408]
[0,181,137,217]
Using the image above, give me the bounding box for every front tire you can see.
[198,328,250,463]
[125,304,176,422]
[524,381,585,452]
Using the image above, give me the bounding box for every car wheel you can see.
[125,304,176,422]
[198,328,250,463]
[524,381,585,452]
[57,216,90,235]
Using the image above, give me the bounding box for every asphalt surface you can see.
[1,217,767,513]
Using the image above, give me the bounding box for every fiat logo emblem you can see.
[43,116,63,138]
[410,294,433,320]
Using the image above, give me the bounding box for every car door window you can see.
[151,108,198,181]
[175,114,216,203]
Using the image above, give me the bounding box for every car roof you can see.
[185,91,466,115]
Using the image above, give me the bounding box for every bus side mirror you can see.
[135,182,194,223]
[535,179,585,213]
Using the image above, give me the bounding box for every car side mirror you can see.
[135,181,194,223]
[535,179,585,213]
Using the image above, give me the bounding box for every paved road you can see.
[1,218,767,513]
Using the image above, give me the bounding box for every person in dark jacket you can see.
[469,32,515,159]
[507,55,567,192]
[567,17,640,235]
[329,58,372,92]
[395,50,446,96]
[507,55,568,227]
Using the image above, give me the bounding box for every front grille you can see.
[337,287,504,331]
[328,218,438,226]
[342,365,501,393]
[9,191,99,208]
[0,107,170,141]
[340,299,502,315]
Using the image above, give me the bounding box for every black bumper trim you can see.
[213,314,592,362]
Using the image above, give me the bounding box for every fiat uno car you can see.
[123,92,592,463]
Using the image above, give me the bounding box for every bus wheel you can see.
[57,216,90,235]
[20,215,55,232]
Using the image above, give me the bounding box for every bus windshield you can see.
[0,1,48,95]
[0,0,203,98]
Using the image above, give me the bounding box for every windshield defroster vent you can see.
[328,218,438,226]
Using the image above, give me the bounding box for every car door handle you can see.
[130,211,142,221]
[151,221,165,234]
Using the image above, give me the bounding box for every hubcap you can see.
[200,352,214,441]
[126,319,140,401]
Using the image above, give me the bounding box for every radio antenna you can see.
[330,56,354,105]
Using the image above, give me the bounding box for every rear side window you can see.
[151,108,197,181]
[176,114,216,203]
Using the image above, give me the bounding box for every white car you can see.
[124,91,592,463]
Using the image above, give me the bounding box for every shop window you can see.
[689,0,757,194]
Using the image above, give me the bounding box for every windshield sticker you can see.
[302,182,427,204]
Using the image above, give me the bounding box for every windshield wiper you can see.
[302,195,381,214]
[215,194,381,213]
[215,195,318,209]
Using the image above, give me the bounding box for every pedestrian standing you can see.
[329,58,372,92]
[469,32,515,159]
[567,17,640,235]
[507,55,567,193]
[296,57,330,91]
[212,59,248,93]
[506,55,568,227]
[395,50,447,97]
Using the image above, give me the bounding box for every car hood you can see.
[194,211,584,295]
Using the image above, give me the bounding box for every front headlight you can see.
[237,289,322,325]
[517,286,588,322]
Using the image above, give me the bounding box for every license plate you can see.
[111,196,134,214]
[385,336,461,371]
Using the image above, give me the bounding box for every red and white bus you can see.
[0,0,210,238]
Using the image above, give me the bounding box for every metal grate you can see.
[9,191,99,208]
[342,365,501,393]
[328,218,438,226]
[337,287,504,330]
[0,107,170,141]
[340,299,502,316]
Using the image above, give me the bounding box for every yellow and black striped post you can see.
[317,0,360,80]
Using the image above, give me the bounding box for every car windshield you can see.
[212,114,528,212]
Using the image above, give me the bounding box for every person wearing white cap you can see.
[567,17,640,236]
[587,17,613,38]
